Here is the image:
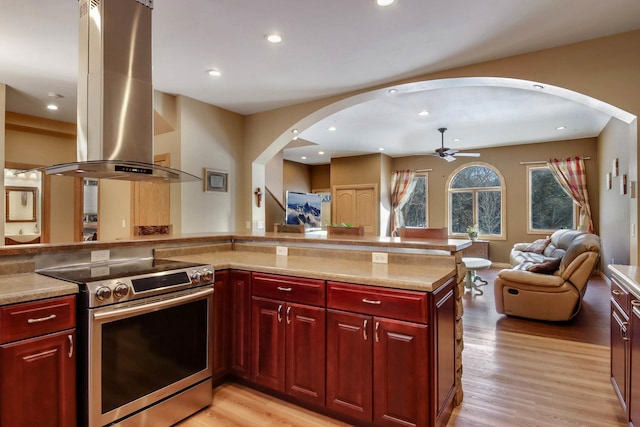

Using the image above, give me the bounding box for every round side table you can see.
[462,257,492,295]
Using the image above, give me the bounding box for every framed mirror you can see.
[6,186,37,222]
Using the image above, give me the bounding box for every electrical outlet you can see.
[372,252,388,264]
[276,246,288,256]
[257,220,265,229]
[91,250,110,262]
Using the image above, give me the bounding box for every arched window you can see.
[448,163,505,239]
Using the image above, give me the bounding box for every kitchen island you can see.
[0,232,469,427]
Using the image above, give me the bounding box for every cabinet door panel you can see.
[286,303,326,406]
[373,317,428,427]
[212,270,230,381]
[0,330,76,427]
[629,304,640,425]
[251,297,286,391]
[326,309,373,423]
[230,270,252,379]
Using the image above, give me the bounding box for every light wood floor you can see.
[177,270,627,427]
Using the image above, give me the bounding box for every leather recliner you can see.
[494,229,600,321]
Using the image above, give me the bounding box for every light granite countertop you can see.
[609,264,640,298]
[167,250,456,292]
[0,248,457,305]
[0,273,78,306]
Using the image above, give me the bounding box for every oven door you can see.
[88,286,213,427]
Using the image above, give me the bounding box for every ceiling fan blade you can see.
[443,155,457,162]
[455,152,481,157]
[444,148,458,155]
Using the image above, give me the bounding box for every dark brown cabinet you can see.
[630,303,640,426]
[0,296,76,427]
[251,273,326,407]
[230,270,252,379]
[326,280,454,427]
[212,269,230,382]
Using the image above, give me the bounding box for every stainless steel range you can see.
[38,258,215,427]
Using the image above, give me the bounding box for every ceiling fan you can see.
[432,127,480,162]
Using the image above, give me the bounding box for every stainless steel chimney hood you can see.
[44,0,199,182]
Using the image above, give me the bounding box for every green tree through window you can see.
[400,174,427,227]
[529,167,575,231]
[449,164,503,237]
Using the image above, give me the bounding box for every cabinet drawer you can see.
[327,282,428,323]
[252,273,325,306]
[0,296,76,344]
[612,276,630,315]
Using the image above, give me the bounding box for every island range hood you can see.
[44,0,199,182]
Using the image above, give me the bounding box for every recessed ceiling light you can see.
[376,0,396,6]
[318,151,325,155]
[557,125,567,130]
[379,147,385,151]
[418,110,429,116]
[533,84,544,90]
[292,129,299,134]
[301,156,307,160]
[292,136,299,140]
[388,88,398,94]
[206,69,221,77]
[46,104,59,110]
[328,126,336,132]
[265,33,283,44]
[453,138,461,142]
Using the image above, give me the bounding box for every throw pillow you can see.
[522,237,550,254]
[526,257,562,274]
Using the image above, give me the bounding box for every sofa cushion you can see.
[522,237,550,254]
[526,257,562,274]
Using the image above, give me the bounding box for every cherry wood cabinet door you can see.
[285,302,326,406]
[629,303,640,425]
[211,270,230,382]
[0,330,76,427]
[611,301,629,414]
[251,297,286,391]
[230,270,252,379]
[326,309,373,424]
[373,317,428,427]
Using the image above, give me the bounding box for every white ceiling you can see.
[1,0,639,164]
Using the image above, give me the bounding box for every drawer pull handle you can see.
[363,319,368,341]
[632,300,640,307]
[27,314,57,324]
[277,287,293,292]
[68,334,74,358]
[612,289,623,296]
[362,298,381,305]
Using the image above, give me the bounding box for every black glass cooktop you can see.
[37,258,203,283]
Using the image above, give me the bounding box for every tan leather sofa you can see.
[494,229,600,321]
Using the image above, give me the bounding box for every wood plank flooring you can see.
[177,270,627,427]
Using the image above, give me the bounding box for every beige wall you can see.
[393,138,599,264]
[4,126,77,243]
[244,30,640,265]
[311,164,330,191]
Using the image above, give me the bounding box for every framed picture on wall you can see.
[613,158,620,177]
[606,172,612,190]
[620,173,628,195]
[204,169,228,193]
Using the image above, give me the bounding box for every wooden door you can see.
[230,270,252,379]
[326,309,373,423]
[211,270,230,382]
[0,330,76,427]
[131,153,171,228]
[251,297,286,392]
[333,185,378,236]
[334,189,355,226]
[373,317,428,427]
[285,303,326,406]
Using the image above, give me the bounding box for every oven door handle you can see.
[92,287,214,322]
